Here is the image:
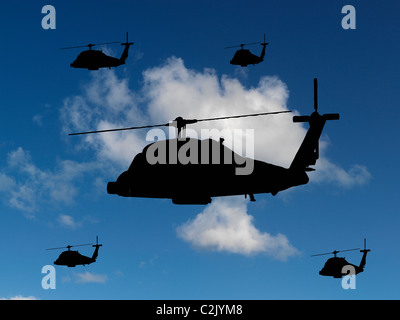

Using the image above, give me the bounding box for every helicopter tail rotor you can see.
[292,78,339,123]
[260,33,269,47]
[360,238,370,253]
[121,32,134,46]
[92,235,103,248]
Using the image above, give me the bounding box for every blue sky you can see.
[0,0,399,300]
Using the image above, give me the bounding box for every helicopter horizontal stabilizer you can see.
[292,115,310,123]
[293,113,339,123]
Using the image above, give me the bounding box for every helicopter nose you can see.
[107,182,119,194]
[107,181,132,197]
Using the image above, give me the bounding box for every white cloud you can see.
[74,271,108,284]
[0,147,101,213]
[60,70,146,167]
[57,214,98,229]
[313,159,371,187]
[0,172,16,191]
[58,214,79,229]
[0,295,38,300]
[32,114,43,126]
[177,197,299,260]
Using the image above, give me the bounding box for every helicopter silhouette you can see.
[225,34,269,67]
[47,236,102,267]
[69,78,339,205]
[311,239,371,278]
[61,32,134,70]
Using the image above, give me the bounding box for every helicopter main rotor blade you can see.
[94,41,121,46]
[196,110,291,123]
[46,246,68,251]
[224,41,261,49]
[46,243,92,250]
[310,252,333,257]
[69,123,169,136]
[60,41,121,50]
[68,110,291,136]
[338,248,360,253]
[60,45,91,50]
[311,248,360,257]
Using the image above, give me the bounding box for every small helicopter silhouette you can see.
[225,34,269,67]
[47,236,102,267]
[311,239,371,278]
[69,78,339,205]
[61,32,134,70]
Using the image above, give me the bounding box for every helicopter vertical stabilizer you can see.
[259,34,269,61]
[290,78,339,171]
[91,236,103,261]
[359,238,370,271]
[120,32,134,63]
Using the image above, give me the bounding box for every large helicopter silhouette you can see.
[61,32,134,70]
[47,236,102,267]
[225,34,269,67]
[69,78,339,205]
[311,239,371,278]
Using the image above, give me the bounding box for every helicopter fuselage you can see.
[230,49,263,67]
[107,138,309,204]
[54,250,95,267]
[319,257,365,278]
[70,50,124,70]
